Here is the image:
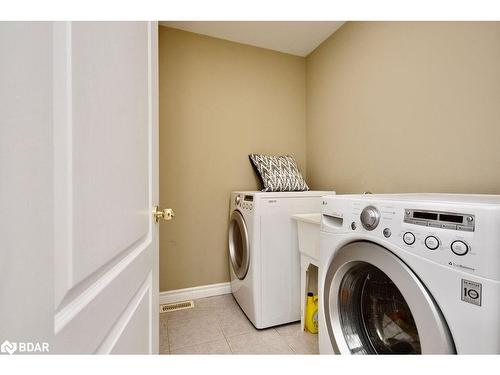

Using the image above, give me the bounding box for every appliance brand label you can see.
[449,261,476,272]
[461,279,482,306]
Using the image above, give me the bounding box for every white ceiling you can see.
[159,21,345,57]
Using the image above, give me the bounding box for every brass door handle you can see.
[153,205,175,223]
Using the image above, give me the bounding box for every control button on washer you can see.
[451,240,469,256]
[403,232,415,245]
[351,222,357,230]
[425,236,440,250]
[441,223,457,230]
[407,219,428,226]
[383,228,391,238]
[414,220,429,227]
[457,225,474,232]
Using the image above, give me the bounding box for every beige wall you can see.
[160,22,500,292]
[306,22,500,194]
[159,27,306,291]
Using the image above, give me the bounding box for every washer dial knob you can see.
[360,206,380,231]
[451,240,469,256]
[425,236,440,250]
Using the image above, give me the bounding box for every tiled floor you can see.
[160,294,319,355]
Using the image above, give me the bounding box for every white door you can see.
[0,21,159,354]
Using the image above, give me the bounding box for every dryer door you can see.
[228,210,250,280]
[323,241,455,354]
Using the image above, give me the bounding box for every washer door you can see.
[324,241,455,354]
[228,210,250,280]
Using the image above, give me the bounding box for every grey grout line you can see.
[170,338,229,355]
[166,315,170,354]
[222,298,254,354]
[167,321,224,351]
[163,314,171,355]
[216,311,233,354]
[273,327,297,354]
[169,337,225,352]
[161,295,309,354]
[166,296,235,354]
[221,304,239,354]
[160,313,169,354]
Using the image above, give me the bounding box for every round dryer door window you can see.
[323,241,455,354]
[228,210,250,280]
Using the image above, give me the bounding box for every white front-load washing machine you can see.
[228,191,334,329]
[319,194,500,354]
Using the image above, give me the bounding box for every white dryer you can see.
[228,191,333,329]
[319,194,500,354]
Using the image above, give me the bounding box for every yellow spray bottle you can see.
[305,292,319,334]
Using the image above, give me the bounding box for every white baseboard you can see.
[159,282,231,305]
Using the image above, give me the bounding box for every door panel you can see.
[54,246,152,353]
[100,273,152,354]
[53,21,158,354]
[0,22,54,345]
[71,22,150,285]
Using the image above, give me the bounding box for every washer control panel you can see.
[349,203,476,274]
[321,195,500,280]
[404,208,475,232]
[402,231,470,256]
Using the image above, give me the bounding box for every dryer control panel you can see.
[234,194,254,211]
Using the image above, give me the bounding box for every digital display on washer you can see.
[413,211,438,220]
[439,213,463,223]
[244,195,254,202]
[405,208,473,231]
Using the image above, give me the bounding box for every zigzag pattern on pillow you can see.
[249,154,309,192]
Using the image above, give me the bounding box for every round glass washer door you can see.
[323,241,455,354]
[228,210,250,280]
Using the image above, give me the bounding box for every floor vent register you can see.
[160,300,194,313]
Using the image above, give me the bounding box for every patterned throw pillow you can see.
[249,154,309,192]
